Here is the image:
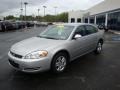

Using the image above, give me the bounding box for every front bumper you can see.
[8,52,51,73]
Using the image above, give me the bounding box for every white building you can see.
[68,0,120,30]
[68,10,85,23]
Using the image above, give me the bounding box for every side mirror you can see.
[74,34,82,39]
[98,25,104,30]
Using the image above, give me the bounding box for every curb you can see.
[108,30,120,35]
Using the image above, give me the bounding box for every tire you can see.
[94,41,103,54]
[51,52,68,73]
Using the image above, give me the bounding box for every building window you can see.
[85,18,88,23]
[77,18,81,23]
[96,15,105,25]
[90,17,94,24]
[71,18,75,23]
[108,12,120,30]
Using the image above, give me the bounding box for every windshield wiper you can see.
[44,37,59,40]
[37,36,59,40]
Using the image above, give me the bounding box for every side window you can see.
[74,26,86,36]
[85,25,98,35]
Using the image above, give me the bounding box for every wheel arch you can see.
[51,49,71,63]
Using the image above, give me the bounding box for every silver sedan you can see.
[8,23,104,73]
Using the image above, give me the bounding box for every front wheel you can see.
[94,42,103,54]
[51,53,68,73]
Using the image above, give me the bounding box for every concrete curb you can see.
[108,30,120,35]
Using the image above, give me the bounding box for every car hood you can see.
[11,37,65,56]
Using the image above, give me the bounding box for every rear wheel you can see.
[51,53,68,73]
[94,41,103,54]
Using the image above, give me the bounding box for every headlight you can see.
[24,50,48,59]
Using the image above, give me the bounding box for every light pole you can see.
[20,8,23,20]
[43,6,47,17]
[24,2,28,21]
[54,7,57,22]
[20,0,23,21]
[16,13,18,21]
[54,6,57,16]
[38,9,40,21]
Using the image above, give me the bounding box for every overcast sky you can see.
[0,0,104,16]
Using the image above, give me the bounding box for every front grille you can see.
[10,51,23,59]
[9,59,19,68]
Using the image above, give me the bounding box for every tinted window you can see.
[90,18,94,24]
[108,12,120,30]
[77,18,81,23]
[74,26,86,36]
[71,18,75,23]
[85,25,98,35]
[85,18,88,23]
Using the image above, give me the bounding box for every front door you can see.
[68,25,90,60]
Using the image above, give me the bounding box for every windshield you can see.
[38,25,74,40]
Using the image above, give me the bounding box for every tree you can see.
[43,12,68,22]
[56,12,68,22]
[4,12,68,22]
[5,15,15,20]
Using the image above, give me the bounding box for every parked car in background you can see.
[0,21,7,31]
[11,22,19,30]
[26,22,34,27]
[16,21,26,29]
[41,22,49,26]
[8,23,104,73]
[0,21,14,31]
[36,22,48,27]
[0,21,35,31]
[4,21,14,30]
[0,21,2,31]
[47,22,53,25]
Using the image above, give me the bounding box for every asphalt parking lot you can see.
[0,27,120,90]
